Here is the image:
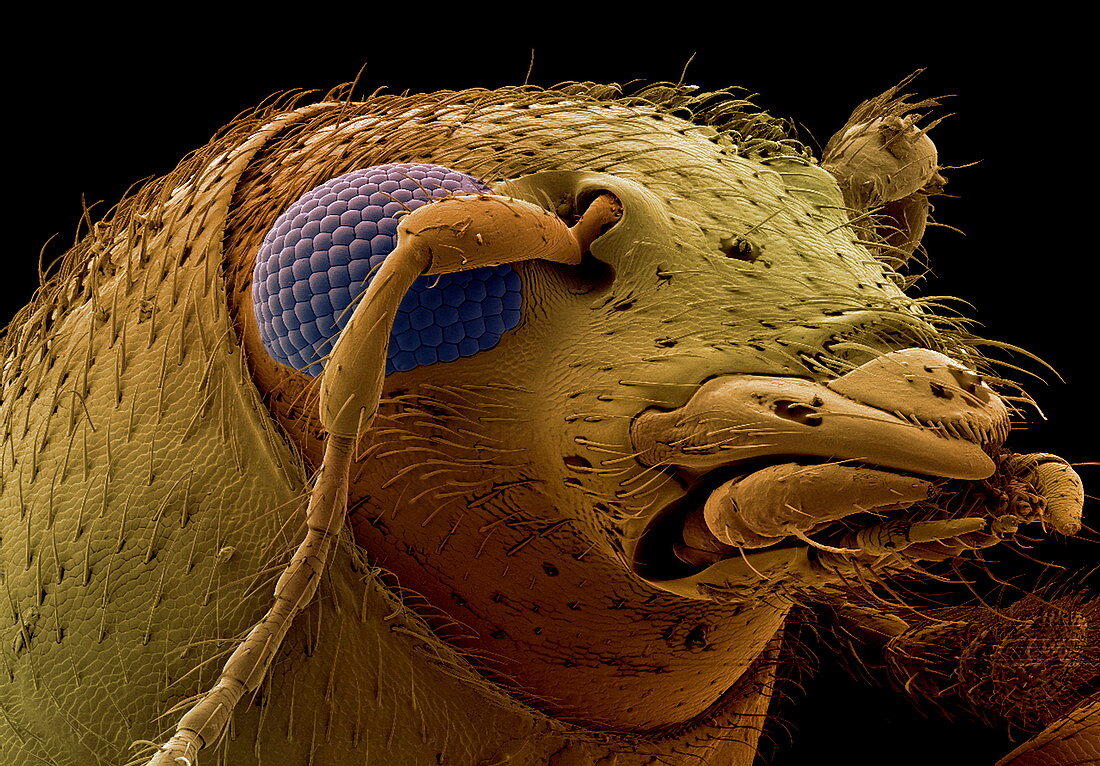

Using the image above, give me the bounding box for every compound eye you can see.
[252,163,523,376]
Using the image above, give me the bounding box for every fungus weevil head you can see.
[218,83,1083,731]
[0,77,1089,766]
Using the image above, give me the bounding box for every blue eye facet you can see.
[252,163,523,376]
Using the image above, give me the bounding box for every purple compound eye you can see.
[252,163,523,376]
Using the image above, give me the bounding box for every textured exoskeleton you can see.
[1,79,1094,766]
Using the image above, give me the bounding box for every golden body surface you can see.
[1,81,1094,765]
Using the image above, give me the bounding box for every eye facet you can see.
[252,163,523,376]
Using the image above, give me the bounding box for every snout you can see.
[628,348,1085,598]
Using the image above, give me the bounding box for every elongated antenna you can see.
[144,190,620,766]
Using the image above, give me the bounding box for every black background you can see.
[3,25,1095,766]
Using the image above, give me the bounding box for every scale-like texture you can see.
[252,163,522,375]
[2,87,799,766]
[1,82,1085,766]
